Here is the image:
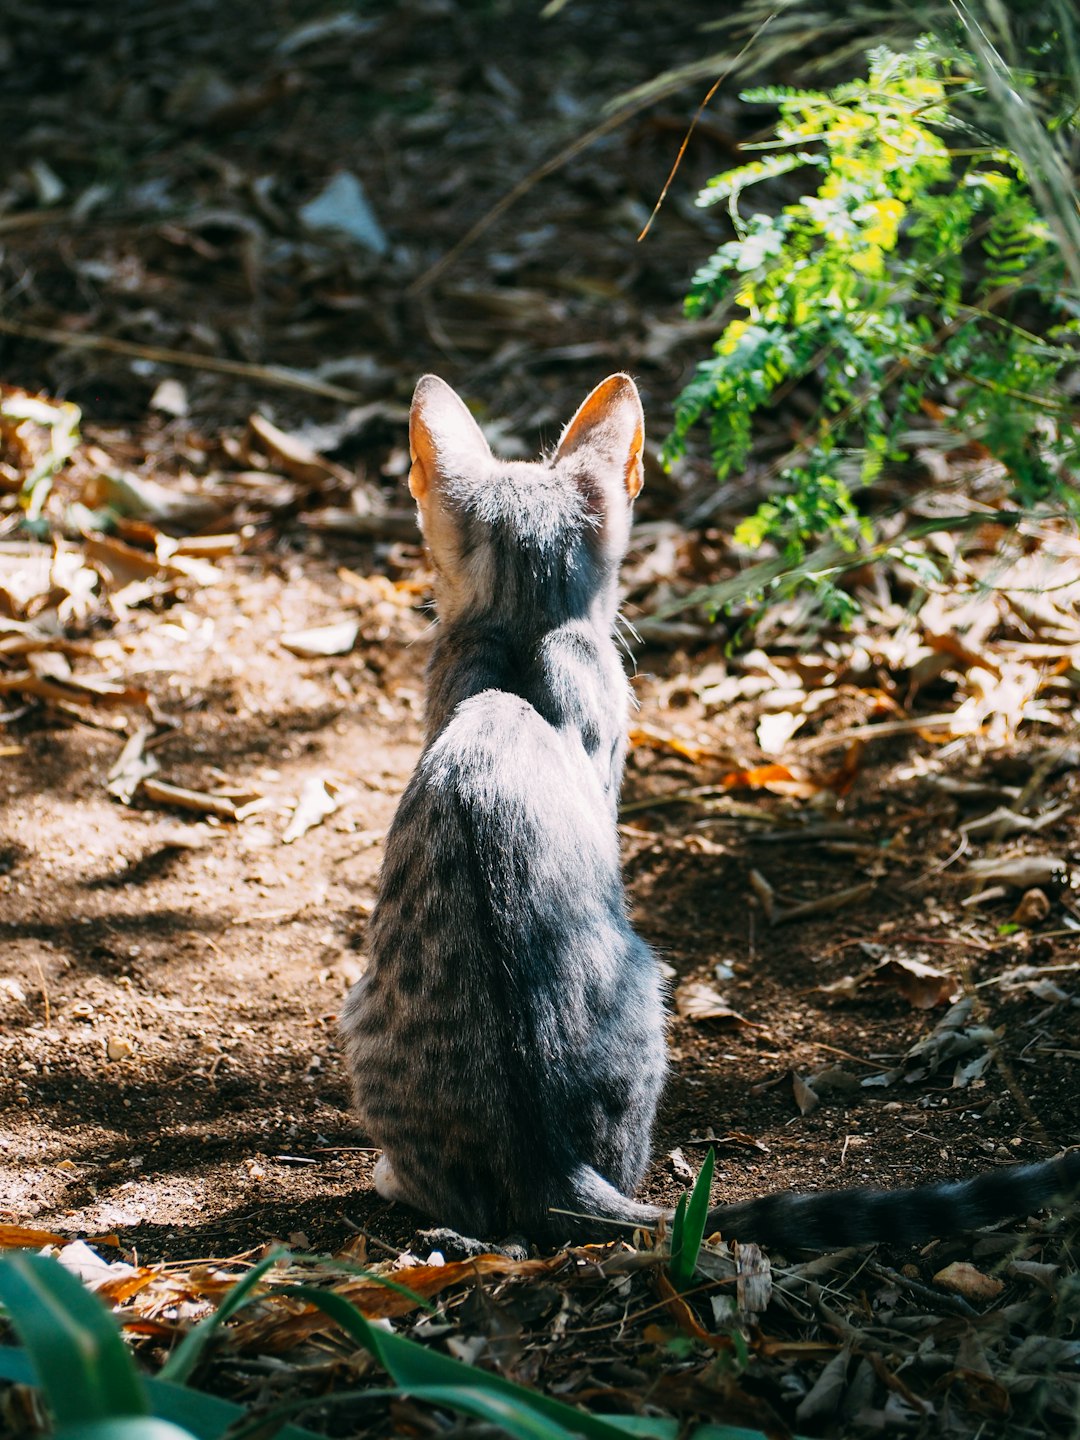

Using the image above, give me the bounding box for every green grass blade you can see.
[53,1421,197,1440]
[670,1147,716,1292]
[287,1284,636,1440]
[159,1249,433,1386]
[0,1338,325,1440]
[0,1254,148,1424]
[350,1384,580,1440]
[604,1424,777,1440]
[0,1345,35,1384]
[146,1376,325,1440]
[228,1382,783,1440]
[158,1251,286,1385]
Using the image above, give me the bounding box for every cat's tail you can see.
[563,1165,665,1233]
[563,1152,1080,1250]
[705,1150,1080,1249]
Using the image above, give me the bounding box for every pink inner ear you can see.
[408,374,492,497]
[408,402,440,503]
[625,450,643,501]
[556,374,645,498]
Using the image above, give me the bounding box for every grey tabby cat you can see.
[340,373,1078,1249]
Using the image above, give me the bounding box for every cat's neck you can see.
[423,611,628,797]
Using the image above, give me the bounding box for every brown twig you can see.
[0,318,365,403]
[637,12,779,242]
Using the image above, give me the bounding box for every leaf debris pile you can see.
[3,1213,1078,1438]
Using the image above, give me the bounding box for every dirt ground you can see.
[1,0,1078,1271]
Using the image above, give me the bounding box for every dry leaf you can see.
[85,462,222,529]
[675,981,753,1027]
[952,1051,993,1088]
[667,1148,695,1184]
[0,669,149,709]
[655,1270,738,1353]
[757,710,806,755]
[247,413,348,486]
[0,1223,70,1248]
[733,1241,772,1318]
[54,1240,138,1290]
[773,881,875,926]
[82,533,168,586]
[107,724,159,804]
[960,803,1070,841]
[926,630,1002,678]
[283,776,340,843]
[628,724,721,764]
[149,378,189,416]
[720,762,821,798]
[280,620,359,658]
[792,1072,820,1115]
[1011,888,1051,926]
[874,957,956,1009]
[961,855,1068,890]
[139,778,240,820]
[933,1261,1004,1302]
[234,1255,562,1349]
[818,740,864,798]
[795,1346,852,1426]
[163,533,242,560]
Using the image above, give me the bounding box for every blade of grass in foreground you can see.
[0,1253,148,1426]
[669,1147,716,1292]
[229,1383,787,1440]
[159,1247,433,1385]
[158,1251,285,1385]
[288,1284,642,1440]
[0,1344,324,1440]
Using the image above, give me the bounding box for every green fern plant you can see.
[665,37,1080,621]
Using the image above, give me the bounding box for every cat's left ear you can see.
[555,373,645,502]
[409,374,492,506]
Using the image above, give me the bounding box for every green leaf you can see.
[669,1149,716,1291]
[666,31,1080,624]
[362,1385,581,1440]
[604,1423,778,1440]
[695,151,819,208]
[226,1383,785,1440]
[667,1193,689,1285]
[145,1377,324,1440]
[157,1251,286,1385]
[0,1254,148,1425]
[54,1422,197,1440]
[158,1249,431,1386]
[286,1285,637,1440]
[0,1346,326,1440]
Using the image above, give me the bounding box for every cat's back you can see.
[379,680,623,969]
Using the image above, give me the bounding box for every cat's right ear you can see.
[408,375,492,510]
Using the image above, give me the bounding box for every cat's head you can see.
[407,373,644,627]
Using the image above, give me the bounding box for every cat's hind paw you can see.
[415,1227,528,1262]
